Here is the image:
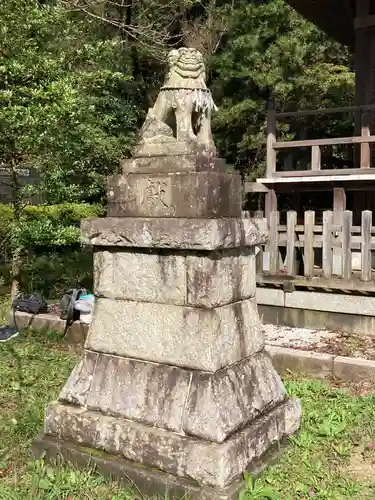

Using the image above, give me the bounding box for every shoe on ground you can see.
[0,326,19,343]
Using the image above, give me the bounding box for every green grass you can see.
[258,377,375,499]
[0,294,9,324]
[0,331,142,498]
[1,296,375,498]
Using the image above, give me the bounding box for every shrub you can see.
[0,203,104,260]
[19,248,94,299]
[0,203,103,298]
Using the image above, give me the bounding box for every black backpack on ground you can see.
[60,288,87,334]
[13,294,48,316]
[11,293,48,332]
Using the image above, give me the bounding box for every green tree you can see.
[0,0,142,295]
[210,0,354,178]
[0,0,141,205]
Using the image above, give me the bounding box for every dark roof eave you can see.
[285,0,355,47]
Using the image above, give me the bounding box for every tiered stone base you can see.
[43,396,300,484]
[34,215,301,497]
[33,433,284,500]
[36,348,301,497]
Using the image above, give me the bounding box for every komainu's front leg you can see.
[174,93,195,142]
[197,108,215,150]
[151,92,170,123]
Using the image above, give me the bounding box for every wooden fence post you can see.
[360,112,371,168]
[333,188,346,275]
[342,210,353,280]
[286,211,297,275]
[322,211,333,278]
[311,145,321,170]
[304,211,315,277]
[361,210,372,281]
[266,108,277,177]
[269,211,279,275]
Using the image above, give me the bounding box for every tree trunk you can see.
[10,246,22,301]
[10,163,23,301]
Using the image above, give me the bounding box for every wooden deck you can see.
[265,104,375,178]
[249,104,375,219]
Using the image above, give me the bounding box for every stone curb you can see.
[8,311,375,382]
[8,311,88,354]
[266,345,375,382]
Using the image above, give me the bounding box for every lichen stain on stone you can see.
[156,249,180,288]
[233,302,246,358]
[187,250,223,307]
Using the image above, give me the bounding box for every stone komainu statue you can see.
[134,47,217,157]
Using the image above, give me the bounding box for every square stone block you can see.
[94,249,187,305]
[183,353,286,443]
[59,351,191,433]
[43,398,301,489]
[106,172,242,218]
[58,350,286,443]
[33,434,247,500]
[186,247,256,307]
[81,217,267,251]
[94,247,256,307]
[85,297,264,372]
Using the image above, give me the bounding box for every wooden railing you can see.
[266,104,375,177]
[256,209,375,292]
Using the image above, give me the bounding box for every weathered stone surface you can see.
[44,398,301,488]
[60,351,191,432]
[256,287,285,307]
[59,351,99,406]
[40,43,300,500]
[94,249,187,304]
[186,248,256,307]
[33,434,246,500]
[81,217,268,250]
[94,247,256,307]
[183,353,286,443]
[333,356,375,381]
[121,155,228,174]
[266,346,334,379]
[133,48,217,158]
[285,290,375,317]
[106,172,242,218]
[85,298,264,372]
[58,350,287,440]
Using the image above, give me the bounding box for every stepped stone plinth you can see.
[33,47,301,500]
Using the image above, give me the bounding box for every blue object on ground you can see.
[79,294,94,300]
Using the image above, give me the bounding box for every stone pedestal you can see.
[34,156,301,499]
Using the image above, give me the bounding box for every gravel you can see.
[263,323,338,349]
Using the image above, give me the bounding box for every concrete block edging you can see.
[266,345,375,382]
[9,310,375,383]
